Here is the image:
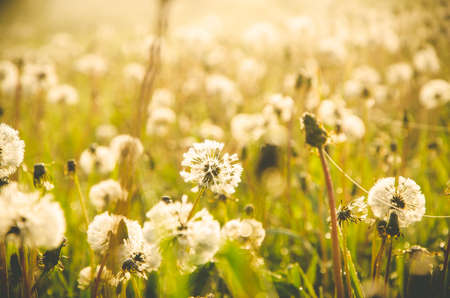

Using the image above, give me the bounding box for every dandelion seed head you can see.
[231,113,265,147]
[180,140,242,195]
[0,123,25,178]
[89,179,127,210]
[110,134,144,164]
[123,62,145,82]
[75,53,107,76]
[386,62,413,85]
[368,176,426,227]
[419,79,450,109]
[79,145,116,174]
[221,218,265,250]
[413,46,440,74]
[47,84,79,105]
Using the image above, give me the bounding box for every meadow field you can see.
[0,0,449,297]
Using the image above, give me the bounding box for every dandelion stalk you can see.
[186,186,206,221]
[318,148,345,298]
[0,241,9,298]
[132,277,142,298]
[91,251,109,298]
[73,174,90,228]
[134,0,171,137]
[302,113,344,298]
[372,237,386,279]
[384,238,393,292]
[442,231,450,297]
[19,245,31,298]
[340,224,352,297]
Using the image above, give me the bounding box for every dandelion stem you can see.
[19,245,31,298]
[91,251,109,298]
[384,238,393,291]
[318,147,345,298]
[186,187,206,221]
[132,277,142,298]
[341,224,352,297]
[73,174,90,227]
[0,241,9,298]
[442,231,450,298]
[372,237,386,279]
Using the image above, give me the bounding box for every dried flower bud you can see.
[244,204,254,216]
[66,159,76,176]
[301,113,328,148]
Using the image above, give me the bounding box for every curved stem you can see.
[91,251,109,298]
[318,148,344,298]
[372,237,386,280]
[186,187,206,221]
[384,238,393,292]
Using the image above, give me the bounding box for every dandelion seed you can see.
[368,176,426,228]
[180,139,242,195]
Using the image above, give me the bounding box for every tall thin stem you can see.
[19,245,31,298]
[384,238,393,292]
[0,241,9,298]
[186,187,206,221]
[341,224,352,297]
[372,237,386,279]
[318,148,344,298]
[73,175,90,227]
[442,232,450,297]
[91,251,109,298]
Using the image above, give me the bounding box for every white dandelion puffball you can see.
[341,113,366,140]
[47,84,79,105]
[79,145,116,174]
[110,134,144,163]
[0,123,25,178]
[87,212,161,279]
[143,196,193,243]
[386,62,413,85]
[89,179,127,210]
[21,63,58,95]
[149,88,175,110]
[0,60,18,95]
[230,113,265,147]
[143,197,221,272]
[75,53,107,76]
[413,46,440,74]
[146,107,176,136]
[221,218,265,250]
[1,183,65,249]
[180,139,243,195]
[265,93,294,122]
[368,177,426,227]
[180,209,221,272]
[419,79,450,109]
[123,62,145,82]
[95,124,117,142]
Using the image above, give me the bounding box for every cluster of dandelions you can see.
[0,123,67,297]
[81,139,265,291]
